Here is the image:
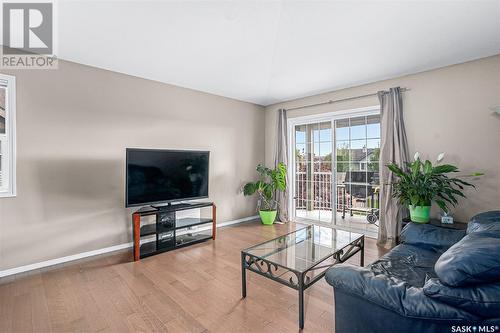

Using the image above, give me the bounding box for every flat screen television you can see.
[126,148,209,207]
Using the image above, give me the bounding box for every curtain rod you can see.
[284,87,410,112]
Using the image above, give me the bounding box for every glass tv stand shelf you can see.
[132,202,216,261]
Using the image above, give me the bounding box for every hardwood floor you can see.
[0,221,389,332]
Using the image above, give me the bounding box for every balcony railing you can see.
[295,171,379,217]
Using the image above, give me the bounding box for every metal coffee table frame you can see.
[241,228,364,329]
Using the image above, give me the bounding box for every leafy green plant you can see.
[243,163,287,211]
[387,153,483,212]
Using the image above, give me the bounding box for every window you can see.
[0,75,16,197]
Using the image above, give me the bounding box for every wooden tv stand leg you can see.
[212,204,217,240]
[133,213,140,261]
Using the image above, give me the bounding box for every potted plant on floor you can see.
[243,163,287,225]
[387,152,482,223]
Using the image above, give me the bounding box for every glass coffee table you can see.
[241,225,364,329]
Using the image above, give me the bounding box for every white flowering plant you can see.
[387,152,483,212]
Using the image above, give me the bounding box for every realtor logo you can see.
[1,1,57,69]
[3,2,53,54]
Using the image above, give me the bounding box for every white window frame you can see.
[0,74,16,198]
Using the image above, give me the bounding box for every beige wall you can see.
[265,55,500,222]
[0,60,265,270]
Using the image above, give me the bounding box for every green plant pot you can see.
[409,205,431,223]
[259,210,277,225]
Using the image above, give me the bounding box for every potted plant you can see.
[387,152,482,223]
[243,163,287,225]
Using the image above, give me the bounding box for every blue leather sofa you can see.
[325,211,500,333]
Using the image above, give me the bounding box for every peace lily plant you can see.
[387,152,483,223]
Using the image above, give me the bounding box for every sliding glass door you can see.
[290,108,380,236]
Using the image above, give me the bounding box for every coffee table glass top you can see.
[242,225,363,273]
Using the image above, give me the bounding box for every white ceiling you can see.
[58,0,500,106]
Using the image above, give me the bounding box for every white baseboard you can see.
[217,215,259,228]
[0,215,258,278]
[0,242,134,278]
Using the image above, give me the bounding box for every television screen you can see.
[126,149,209,207]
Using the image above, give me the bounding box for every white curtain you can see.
[378,87,409,246]
[275,108,289,222]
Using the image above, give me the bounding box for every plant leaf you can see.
[243,182,257,196]
[433,164,458,174]
[411,159,421,177]
[424,160,433,175]
[274,162,287,191]
[435,199,448,213]
[262,183,273,201]
[387,164,404,177]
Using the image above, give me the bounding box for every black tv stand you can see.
[132,201,216,261]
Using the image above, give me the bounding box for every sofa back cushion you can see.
[467,211,500,235]
[400,222,465,250]
[423,278,500,318]
[435,233,500,287]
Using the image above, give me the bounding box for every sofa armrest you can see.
[400,222,465,250]
[325,264,478,321]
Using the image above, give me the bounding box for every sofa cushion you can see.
[435,233,500,287]
[400,222,465,250]
[370,244,443,287]
[423,278,500,318]
[467,211,500,235]
[325,264,479,321]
